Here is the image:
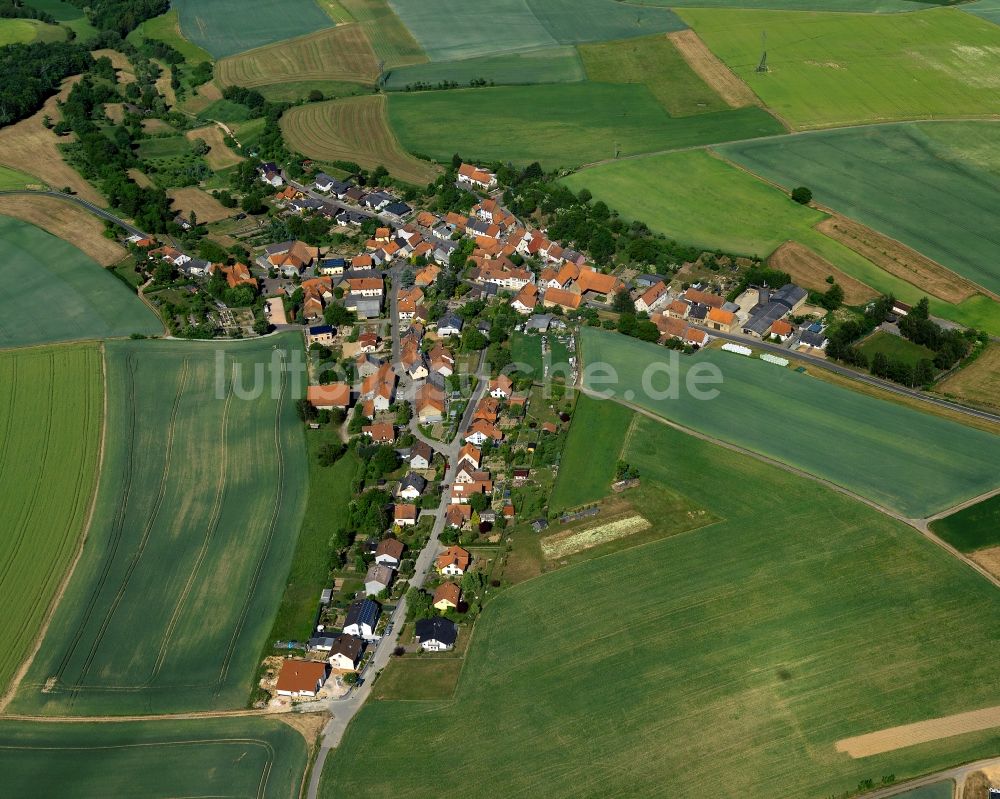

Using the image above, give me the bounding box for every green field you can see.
[322,412,1000,799]
[510,332,575,379]
[858,330,936,368]
[579,328,1000,517]
[550,395,634,512]
[0,216,161,347]
[137,135,194,159]
[564,150,1000,334]
[11,336,309,715]
[388,0,684,62]
[0,16,66,45]
[171,0,335,58]
[0,345,102,698]
[891,784,955,799]
[384,46,585,90]
[24,0,98,40]
[389,84,782,167]
[267,435,358,642]
[719,122,1000,296]
[679,6,1000,129]
[126,9,212,64]
[0,717,307,798]
[931,493,1000,552]
[579,34,730,116]
[339,0,426,68]
[635,0,959,9]
[0,164,40,190]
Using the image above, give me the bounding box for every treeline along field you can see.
[10,336,308,715]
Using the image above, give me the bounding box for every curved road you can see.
[0,189,150,238]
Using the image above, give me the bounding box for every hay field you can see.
[0,17,65,45]
[579,327,1000,518]
[0,717,307,799]
[0,165,41,191]
[0,76,103,205]
[0,344,102,700]
[0,195,125,265]
[387,0,684,61]
[167,186,234,223]
[185,125,243,170]
[10,336,309,715]
[564,150,1000,334]
[667,29,759,108]
[679,6,1000,129]
[388,84,782,168]
[335,0,426,68]
[384,46,585,90]
[935,343,1000,411]
[216,25,379,90]
[550,395,634,511]
[171,0,335,59]
[0,216,159,347]
[322,413,1000,799]
[768,241,876,305]
[125,9,212,64]
[282,95,439,185]
[720,122,1000,297]
[579,34,730,116]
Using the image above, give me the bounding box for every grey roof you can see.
[344,599,381,630]
[330,633,364,661]
[345,294,382,318]
[799,329,827,347]
[437,313,463,330]
[433,238,457,254]
[634,273,668,287]
[722,301,741,313]
[466,219,491,236]
[365,563,393,587]
[384,201,412,216]
[526,313,553,330]
[308,636,336,649]
[410,440,433,463]
[415,616,457,646]
[308,324,333,335]
[771,283,808,310]
[400,472,428,492]
[687,304,708,321]
[742,315,774,337]
[264,239,297,256]
[336,209,368,225]
[184,258,210,271]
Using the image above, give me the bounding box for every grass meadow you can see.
[24,0,98,40]
[0,344,102,698]
[563,151,1000,334]
[0,717,307,798]
[322,413,1000,799]
[384,46,585,90]
[579,328,1000,518]
[858,330,936,368]
[389,84,782,167]
[282,95,439,185]
[931,494,1000,552]
[635,0,959,8]
[125,9,211,63]
[170,0,335,58]
[11,336,309,715]
[720,122,1000,297]
[0,216,160,347]
[679,6,1000,129]
[0,164,40,190]
[549,395,634,512]
[0,17,66,46]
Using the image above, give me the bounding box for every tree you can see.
[469,493,489,512]
[308,89,324,102]
[612,288,633,314]
[317,441,346,466]
[791,186,813,205]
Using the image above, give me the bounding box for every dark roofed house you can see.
[687,304,709,322]
[410,440,433,469]
[771,283,808,312]
[399,472,428,499]
[342,599,381,640]
[415,616,458,652]
[374,537,405,568]
[384,201,412,217]
[799,329,828,349]
[328,633,364,671]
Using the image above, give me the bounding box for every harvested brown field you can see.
[126,168,154,188]
[185,125,244,170]
[216,25,379,89]
[964,771,992,799]
[141,118,174,135]
[970,546,1000,581]
[0,195,125,265]
[668,29,759,109]
[934,343,1000,410]
[166,186,233,224]
[835,704,1000,757]
[817,214,990,304]
[0,76,103,206]
[91,49,135,83]
[181,80,223,115]
[281,95,439,185]
[105,103,125,123]
[769,240,877,305]
[153,59,176,108]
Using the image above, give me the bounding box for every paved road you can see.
[0,189,149,238]
[690,325,1000,425]
[304,285,487,799]
[856,755,1000,799]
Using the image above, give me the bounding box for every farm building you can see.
[275,660,329,698]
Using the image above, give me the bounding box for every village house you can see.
[357,331,379,352]
[542,287,582,312]
[511,283,538,315]
[328,634,364,671]
[362,422,395,444]
[769,319,794,342]
[457,443,481,469]
[409,440,433,470]
[436,313,464,338]
[307,383,352,411]
[416,383,446,424]
[306,324,335,347]
[415,616,458,651]
[364,563,394,596]
[355,353,382,379]
[457,162,498,190]
[450,481,492,505]
[398,472,427,500]
[211,262,257,290]
[360,363,396,414]
[433,582,462,612]
[429,344,455,377]
[706,307,737,333]
[393,504,419,527]
[275,659,328,698]
[342,599,381,641]
[465,419,502,446]
[436,545,471,576]
[445,504,473,529]
[488,375,513,399]
[635,281,671,314]
[375,538,405,569]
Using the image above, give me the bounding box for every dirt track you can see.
[836,705,1000,757]
[668,30,760,109]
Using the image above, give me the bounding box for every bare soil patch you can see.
[276,711,327,752]
[0,76,103,205]
[769,240,877,305]
[0,195,125,265]
[817,215,990,304]
[964,771,992,799]
[934,343,1000,411]
[668,29,760,109]
[969,546,1000,581]
[186,125,244,170]
[167,186,233,224]
[835,704,1000,757]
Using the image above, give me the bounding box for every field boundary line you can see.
[836,704,1000,757]
[0,344,107,713]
